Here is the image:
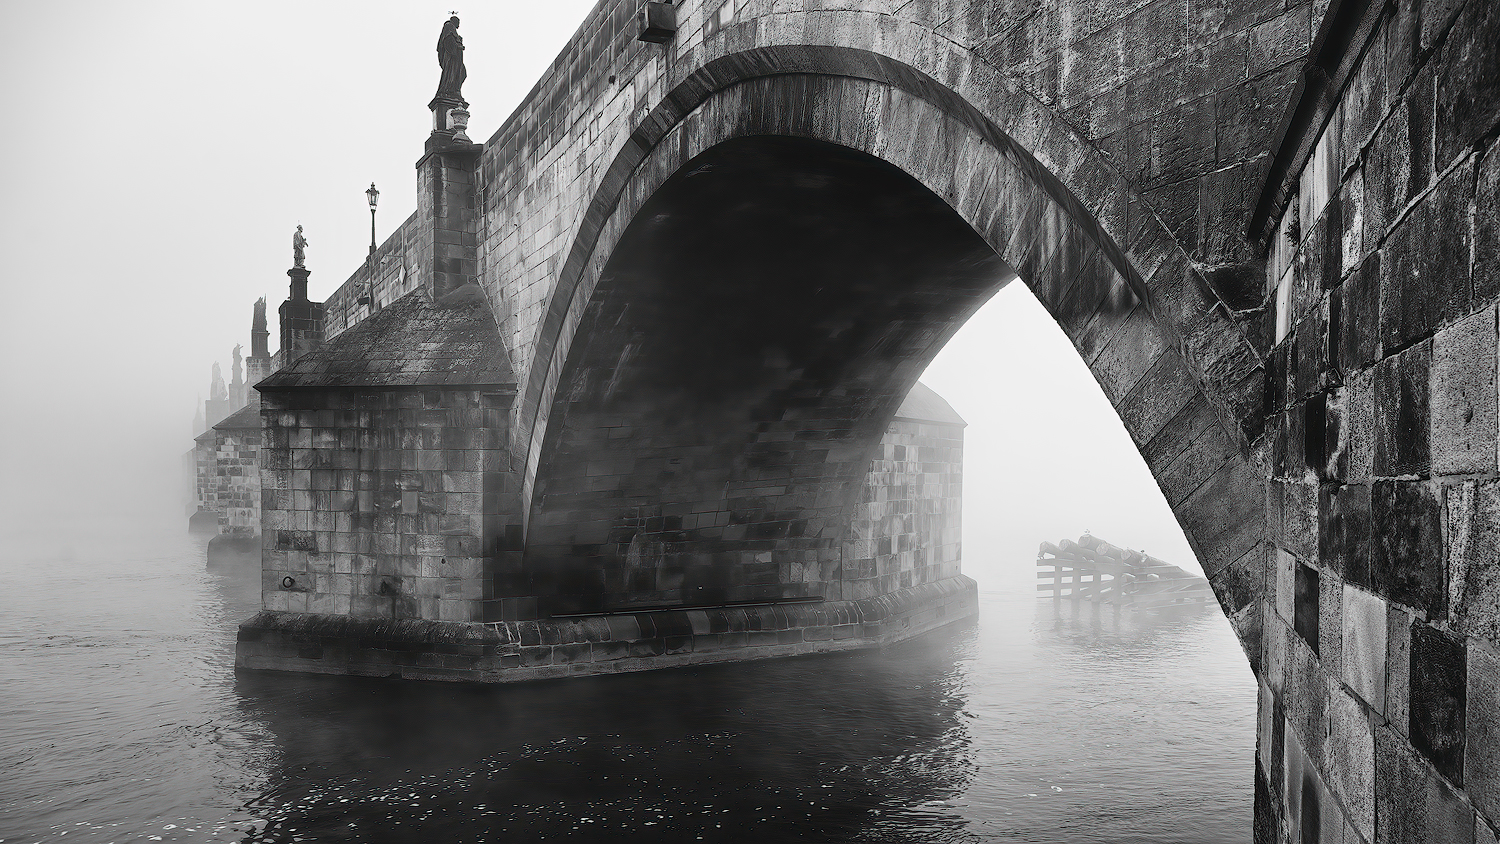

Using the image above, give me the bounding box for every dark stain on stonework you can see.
[1408,621,1466,786]
[1371,480,1444,618]
[1294,562,1320,655]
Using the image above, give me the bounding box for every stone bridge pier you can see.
[235,2,1500,841]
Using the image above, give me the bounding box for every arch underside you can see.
[525,135,1005,613]
[518,68,1265,643]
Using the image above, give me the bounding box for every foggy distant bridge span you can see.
[235,3,1500,842]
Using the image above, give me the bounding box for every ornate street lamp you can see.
[365,182,380,256]
[359,181,380,310]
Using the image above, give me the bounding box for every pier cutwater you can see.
[183,4,1500,843]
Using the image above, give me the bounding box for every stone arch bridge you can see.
[235,2,1500,841]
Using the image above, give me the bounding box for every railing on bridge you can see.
[1036,534,1213,610]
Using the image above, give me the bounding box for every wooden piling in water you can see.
[1035,534,1214,610]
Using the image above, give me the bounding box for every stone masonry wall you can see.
[258,388,513,623]
[213,428,261,537]
[1261,2,1500,842]
[840,417,963,602]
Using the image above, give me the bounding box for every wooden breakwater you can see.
[1036,534,1214,610]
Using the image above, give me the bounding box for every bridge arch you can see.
[518,56,1265,641]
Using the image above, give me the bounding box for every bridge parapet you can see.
[321,211,423,339]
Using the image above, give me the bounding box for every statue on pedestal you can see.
[292,225,308,268]
[436,16,466,103]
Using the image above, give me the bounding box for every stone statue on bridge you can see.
[435,16,466,103]
[292,225,308,268]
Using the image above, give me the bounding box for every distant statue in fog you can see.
[436,16,466,102]
[292,225,308,268]
[210,362,227,402]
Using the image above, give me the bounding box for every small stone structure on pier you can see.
[190,299,274,558]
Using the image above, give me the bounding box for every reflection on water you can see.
[0,515,1254,843]
[232,636,974,843]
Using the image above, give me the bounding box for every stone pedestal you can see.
[415,142,481,303]
[279,267,325,363]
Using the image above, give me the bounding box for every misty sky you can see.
[0,2,1199,586]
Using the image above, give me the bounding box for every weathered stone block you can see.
[1375,723,1475,844]
[1364,101,1412,255]
[1371,480,1444,617]
[1280,407,1307,481]
[1216,535,1267,609]
[1338,254,1381,375]
[1372,340,1431,477]
[1344,583,1389,713]
[1282,713,1305,838]
[1467,640,1500,825]
[1328,683,1376,842]
[1379,158,1475,350]
[1294,301,1328,402]
[1447,479,1500,640]
[1480,814,1500,844]
[1286,632,1327,770]
[1409,62,1438,197]
[1276,546,1298,624]
[1294,562,1320,654]
[1409,621,1467,785]
[1214,63,1300,170]
[1347,367,1376,483]
[1324,386,1348,483]
[1430,306,1498,476]
[1176,456,1266,577]
[1435,1,1500,166]
[1386,599,1414,736]
[1282,480,1319,563]
[1197,163,1266,266]
[1117,350,1199,447]
[1153,414,1239,507]
[1477,147,1500,305]
[1267,604,1290,695]
[1130,87,1220,191]
[1271,690,1287,795]
[1284,715,1336,844]
[1254,755,1278,844]
[1321,482,1371,588]
[1259,675,1277,774]
[1246,5,1310,78]
[1090,307,1170,403]
[1319,567,1343,677]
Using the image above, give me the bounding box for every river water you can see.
[1,513,1255,843]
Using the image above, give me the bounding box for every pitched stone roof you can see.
[256,289,515,390]
[212,404,261,431]
[894,381,965,427]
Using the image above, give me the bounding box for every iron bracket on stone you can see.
[637,1,676,44]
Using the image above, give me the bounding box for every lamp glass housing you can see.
[366,183,380,209]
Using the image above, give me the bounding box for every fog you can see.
[0,2,1197,587]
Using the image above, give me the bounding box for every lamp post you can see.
[365,182,380,256]
[361,182,380,310]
